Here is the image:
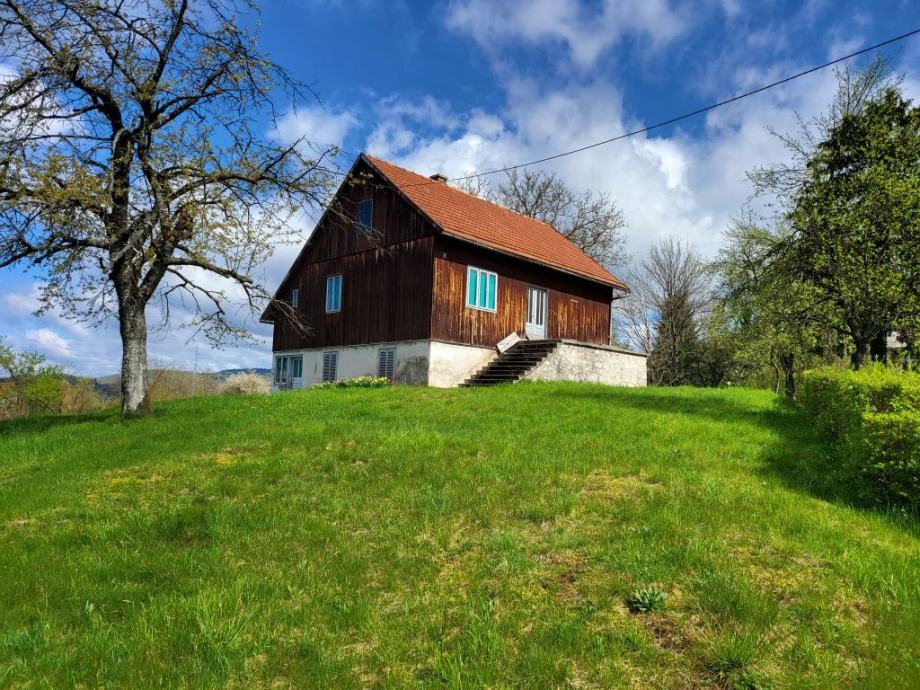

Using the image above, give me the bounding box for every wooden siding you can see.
[295,161,436,268]
[270,159,439,350]
[431,236,613,346]
[270,158,614,352]
[272,237,434,351]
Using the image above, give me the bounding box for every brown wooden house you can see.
[261,154,647,388]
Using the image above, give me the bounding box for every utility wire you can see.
[376,27,919,187]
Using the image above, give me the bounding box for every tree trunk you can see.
[119,299,150,416]
[851,339,870,369]
[778,352,796,397]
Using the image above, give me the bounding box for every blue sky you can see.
[1,0,918,375]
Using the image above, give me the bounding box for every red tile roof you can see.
[364,155,627,290]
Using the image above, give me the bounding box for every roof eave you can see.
[441,231,628,291]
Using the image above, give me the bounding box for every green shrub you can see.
[799,366,920,511]
[313,376,390,390]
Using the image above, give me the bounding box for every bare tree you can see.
[748,57,894,205]
[614,267,656,353]
[622,239,711,385]
[455,168,628,269]
[0,0,335,414]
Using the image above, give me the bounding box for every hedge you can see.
[799,366,920,512]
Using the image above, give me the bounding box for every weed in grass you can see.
[626,586,667,613]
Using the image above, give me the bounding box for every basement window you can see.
[466,266,497,312]
[325,274,342,313]
[322,351,338,382]
[377,347,396,381]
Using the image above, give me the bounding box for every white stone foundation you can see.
[271,339,494,391]
[524,340,647,387]
[271,339,645,391]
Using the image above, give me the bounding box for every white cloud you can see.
[445,0,686,68]
[361,55,911,265]
[271,105,358,149]
[24,328,72,357]
[2,286,40,315]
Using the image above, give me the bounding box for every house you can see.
[261,154,647,389]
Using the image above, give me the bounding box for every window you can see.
[325,274,342,313]
[322,351,338,382]
[377,347,396,381]
[356,199,373,234]
[291,288,299,308]
[274,356,288,384]
[466,266,498,311]
[274,355,303,385]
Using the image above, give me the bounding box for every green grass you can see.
[1,382,918,688]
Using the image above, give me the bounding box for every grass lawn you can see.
[1,383,918,688]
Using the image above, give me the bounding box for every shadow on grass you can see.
[0,407,120,437]
[548,384,918,534]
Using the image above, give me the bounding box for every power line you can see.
[380,27,919,187]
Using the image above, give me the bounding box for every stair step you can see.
[461,340,559,387]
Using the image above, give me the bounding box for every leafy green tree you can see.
[787,88,920,367]
[715,217,829,395]
[0,336,66,416]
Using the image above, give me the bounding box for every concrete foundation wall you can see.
[428,341,495,387]
[525,340,647,387]
[272,339,432,391]
[273,339,644,391]
[272,339,494,391]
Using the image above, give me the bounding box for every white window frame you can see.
[274,355,289,384]
[274,355,303,386]
[377,347,396,381]
[466,266,498,312]
[325,274,342,313]
[291,288,299,308]
[322,351,338,382]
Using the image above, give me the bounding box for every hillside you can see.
[0,383,917,688]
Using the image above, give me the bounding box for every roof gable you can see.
[363,154,627,290]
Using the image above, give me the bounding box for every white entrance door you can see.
[526,286,547,339]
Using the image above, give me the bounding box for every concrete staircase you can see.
[460,339,559,387]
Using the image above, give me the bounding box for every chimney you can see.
[429,173,448,183]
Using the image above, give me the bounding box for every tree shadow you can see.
[547,384,919,535]
[0,408,120,438]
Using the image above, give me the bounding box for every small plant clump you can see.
[626,586,666,614]
[314,376,391,390]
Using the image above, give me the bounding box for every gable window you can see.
[322,351,338,382]
[356,199,373,234]
[377,347,396,381]
[466,266,498,312]
[325,274,342,313]
[291,288,299,308]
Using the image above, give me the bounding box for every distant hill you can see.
[213,368,272,381]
